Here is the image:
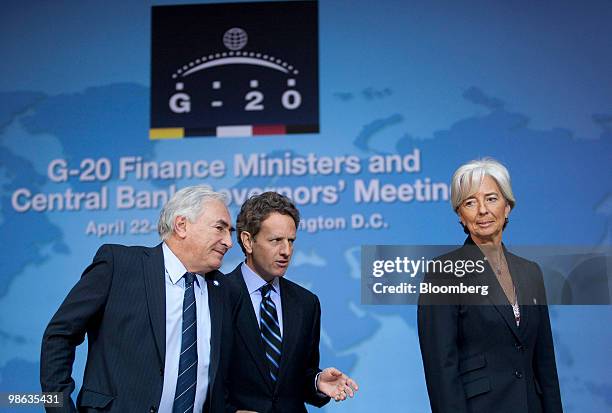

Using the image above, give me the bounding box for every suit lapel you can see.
[482,264,522,342]
[142,244,166,365]
[505,253,531,339]
[276,278,303,387]
[463,239,522,343]
[233,268,275,391]
[206,271,223,390]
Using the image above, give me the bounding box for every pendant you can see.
[512,303,521,326]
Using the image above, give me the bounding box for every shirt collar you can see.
[241,262,280,295]
[162,242,202,289]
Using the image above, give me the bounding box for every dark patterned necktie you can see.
[260,283,282,382]
[173,272,197,413]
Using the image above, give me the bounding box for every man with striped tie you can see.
[225,192,358,412]
[41,186,235,412]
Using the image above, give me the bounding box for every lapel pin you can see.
[213,280,220,287]
[533,298,537,304]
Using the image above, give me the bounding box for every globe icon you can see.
[223,28,248,51]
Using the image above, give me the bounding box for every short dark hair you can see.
[236,192,300,255]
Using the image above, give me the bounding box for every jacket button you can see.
[514,371,523,379]
[149,406,157,413]
[159,367,164,376]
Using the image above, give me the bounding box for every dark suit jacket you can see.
[417,238,563,413]
[224,265,330,413]
[41,243,233,413]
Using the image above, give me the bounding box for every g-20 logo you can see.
[150,1,319,139]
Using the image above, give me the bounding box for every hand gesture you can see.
[316,367,359,402]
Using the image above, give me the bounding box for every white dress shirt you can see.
[240,262,283,336]
[159,243,211,413]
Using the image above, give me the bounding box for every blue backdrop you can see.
[1,1,611,411]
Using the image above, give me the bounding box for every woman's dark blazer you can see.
[417,237,563,413]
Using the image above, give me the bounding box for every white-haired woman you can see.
[417,158,563,413]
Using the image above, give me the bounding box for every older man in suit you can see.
[225,192,358,413]
[41,185,235,413]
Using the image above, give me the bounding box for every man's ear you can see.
[173,215,188,239]
[240,231,254,254]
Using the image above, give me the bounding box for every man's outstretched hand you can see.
[316,367,359,402]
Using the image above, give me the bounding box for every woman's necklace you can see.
[487,248,520,326]
[490,247,504,275]
[512,301,521,326]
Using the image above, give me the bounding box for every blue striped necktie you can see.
[173,272,198,413]
[260,283,282,382]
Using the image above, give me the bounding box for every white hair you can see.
[451,158,516,212]
[157,185,227,240]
